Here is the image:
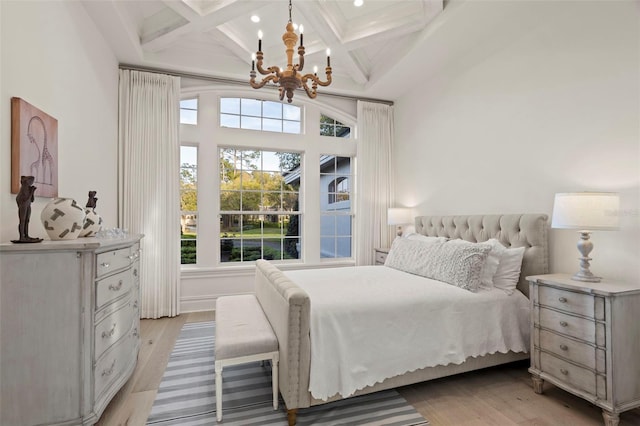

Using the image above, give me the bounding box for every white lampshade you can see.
[551,192,620,231]
[387,208,412,225]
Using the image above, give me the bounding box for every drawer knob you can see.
[558,297,567,303]
[102,323,117,339]
[128,254,135,260]
[133,328,139,337]
[109,280,123,291]
[133,269,138,277]
[560,368,569,375]
[559,321,568,327]
[560,344,568,351]
[101,262,110,268]
[102,359,116,377]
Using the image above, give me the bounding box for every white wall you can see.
[394,1,639,284]
[1,1,119,242]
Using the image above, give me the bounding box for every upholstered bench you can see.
[215,294,279,422]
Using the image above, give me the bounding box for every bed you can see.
[254,214,549,425]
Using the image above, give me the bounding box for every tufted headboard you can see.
[414,214,549,298]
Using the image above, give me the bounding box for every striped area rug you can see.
[147,321,429,426]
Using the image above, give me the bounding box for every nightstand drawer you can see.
[540,352,605,399]
[375,251,387,264]
[539,307,602,344]
[539,286,600,319]
[539,329,604,371]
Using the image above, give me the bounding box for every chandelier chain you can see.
[288,0,292,23]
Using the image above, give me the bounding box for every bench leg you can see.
[272,353,279,410]
[215,362,223,422]
[287,408,298,426]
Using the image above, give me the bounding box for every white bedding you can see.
[284,265,531,401]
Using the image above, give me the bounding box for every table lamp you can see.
[388,208,412,237]
[551,192,619,282]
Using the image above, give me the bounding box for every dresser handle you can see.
[109,280,123,291]
[133,269,138,277]
[560,321,568,327]
[133,300,138,309]
[102,359,116,377]
[101,262,110,268]
[560,368,568,375]
[128,254,135,260]
[558,297,567,303]
[560,344,568,351]
[133,328,139,337]
[102,323,117,339]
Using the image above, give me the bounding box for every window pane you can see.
[263,191,282,210]
[241,98,262,117]
[283,104,300,121]
[336,215,352,235]
[243,238,263,261]
[320,123,334,136]
[220,114,240,128]
[181,236,196,264]
[336,125,351,138]
[336,237,352,257]
[263,101,282,119]
[180,98,198,109]
[241,115,261,130]
[180,109,197,125]
[320,215,335,236]
[220,190,240,211]
[320,237,336,258]
[220,98,239,114]
[241,191,261,211]
[283,120,301,134]
[263,118,282,133]
[263,238,282,260]
[220,238,240,262]
[220,214,241,234]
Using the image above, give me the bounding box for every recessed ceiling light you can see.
[251,15,260,23]
[354,0,363,7]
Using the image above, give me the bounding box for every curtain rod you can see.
[119,63,394,106]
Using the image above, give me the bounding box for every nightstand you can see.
[374,247,389,265]
[527,274,640,426]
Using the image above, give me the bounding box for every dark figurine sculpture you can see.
[86,190,98,210]
[12,175,43,243]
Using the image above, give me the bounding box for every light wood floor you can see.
[96,312,640,426]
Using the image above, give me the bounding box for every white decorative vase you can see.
[41,198,87,240]
[80,209,103,237]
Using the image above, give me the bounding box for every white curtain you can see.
[118,69,181,318]
[355,101,395,265]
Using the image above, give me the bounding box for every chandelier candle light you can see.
[250,0,332,103]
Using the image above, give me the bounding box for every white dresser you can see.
[0,235,143,425]
[528,274,640,426]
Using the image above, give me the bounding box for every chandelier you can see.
[249,0,332,103]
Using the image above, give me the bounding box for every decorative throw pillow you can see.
[493,246,526,295]
[384,238,491,292]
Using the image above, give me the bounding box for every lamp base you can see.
[572,231,602,283]
[571,270,602,283]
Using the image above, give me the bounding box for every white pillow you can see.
[480,239,507,290]
[493,246,526,295]
[406,233,448,243]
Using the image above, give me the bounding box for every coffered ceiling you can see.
[82,0,444,100]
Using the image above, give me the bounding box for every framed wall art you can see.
[11,97,58,197]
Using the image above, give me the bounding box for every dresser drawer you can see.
[96,269,133,309]
[95,301,134,360]
[97,247,134,278]
[539,329,605,372]
[540,352,605,399]
[538,286,601,319]
[375,250,388,265]
[94,330,135,400]
[539,307,600,344]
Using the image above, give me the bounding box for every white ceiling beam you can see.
[141,0,262,53]
[295,1,369,85]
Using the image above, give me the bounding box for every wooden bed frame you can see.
[254,213,549,425]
